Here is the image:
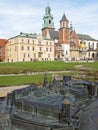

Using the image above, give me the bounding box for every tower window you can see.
[49,20,51,24]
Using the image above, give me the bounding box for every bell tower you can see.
[59,14,70,44]
[42,3,55,37]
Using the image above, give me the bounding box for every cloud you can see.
[0,0,43,38]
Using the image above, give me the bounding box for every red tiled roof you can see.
[0,39,7,47]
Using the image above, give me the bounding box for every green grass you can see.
[0,61,98,74]
[83,61,98,70]
[0,61,78,74]
[0,61,98,86]
[0,74,52,87]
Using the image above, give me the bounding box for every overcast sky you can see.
[0,0,98,40]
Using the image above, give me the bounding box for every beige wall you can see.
[5,34,54,62]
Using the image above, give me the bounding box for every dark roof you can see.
[48,30,58,40]
[9,32,52,41]
[8,32,37,40]
[48,30,97,43]
[60,14,69,22]
[77,34,97,41]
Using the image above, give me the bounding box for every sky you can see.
[0,0,98,40]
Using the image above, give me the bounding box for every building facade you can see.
[5,33,54,62]
[78,34,98,60]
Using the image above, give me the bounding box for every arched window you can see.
[49,19,51,24]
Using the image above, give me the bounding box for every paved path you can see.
[0,70,70,77]
[0,85,29,97]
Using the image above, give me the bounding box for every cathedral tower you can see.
[59,14,70,44]
[42,3,55,37]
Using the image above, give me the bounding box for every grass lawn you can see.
[0,74,52,87]
[0,61,98,74]
[0,61,75,74]
[0,61,98,86]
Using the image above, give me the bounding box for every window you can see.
[32,47,34,51]
[28,54,30,58]
[97,43,98,48]
[38,41,41,44]
[32,40,34,44]
[46,48,48,51]
[28,40,30,43]
[21,46,24,50]
[22,39,24,43]
[92,42,94,49]
[24,53,26,58]
[88,42,90,48]
[34,53,36,58]
[38,53,41,58]
[48,54,50,58]
[39,47,42,51]
[15,46,17,51]
[50,48,52,52]
[50,42,52,45]
[46,42,48,45]
[27,46,30,51]
[49,20,51,24]
[66,51,68,55]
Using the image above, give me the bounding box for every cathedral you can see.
[42,4,98,61]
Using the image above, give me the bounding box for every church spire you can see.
[60,13,69,22]
[60,13,69,28]
[42,4,55,37]
[45,2,51,15]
